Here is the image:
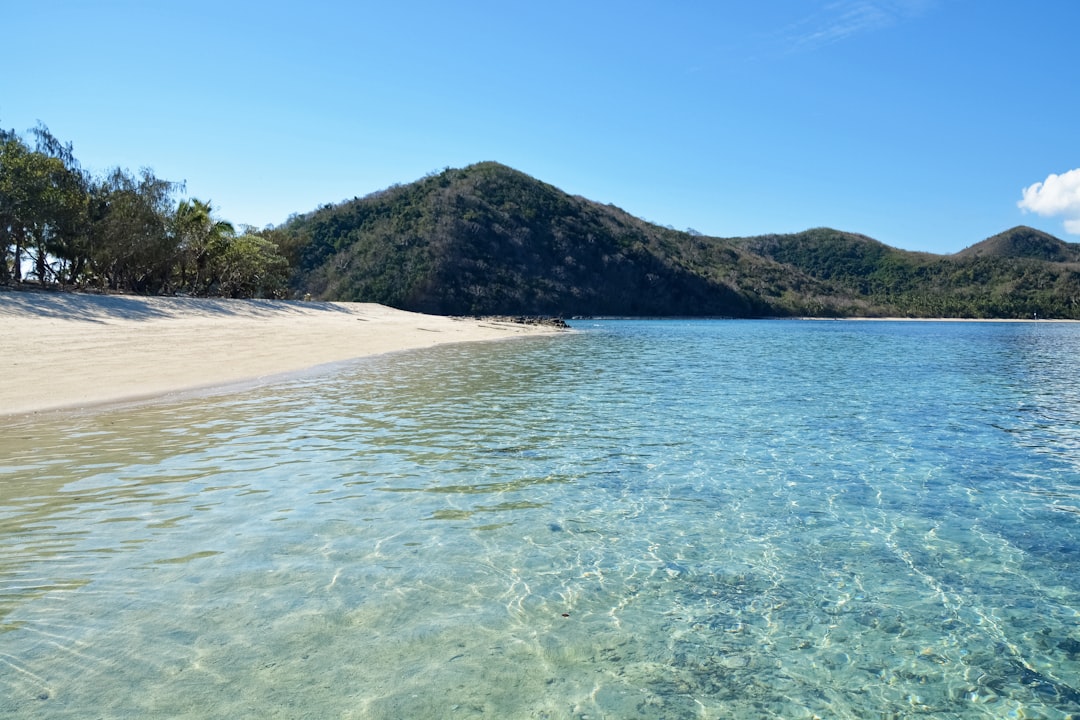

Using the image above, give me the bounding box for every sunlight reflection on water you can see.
[2,321,1080,718]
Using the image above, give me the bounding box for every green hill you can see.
[731,226,1080,318]
[954,226,1080,262]
[279,163,859,317]
[277,163,1080,319]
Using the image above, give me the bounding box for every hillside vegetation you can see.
[737,226,1080,318]
[7,125,1079,319]
[279,162,853,317]
[279,163,1080,318]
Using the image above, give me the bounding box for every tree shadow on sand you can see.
[0,287,355,322]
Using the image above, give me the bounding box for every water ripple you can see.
[2,323,1080,717]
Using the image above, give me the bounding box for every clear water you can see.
[3,320,1080,719]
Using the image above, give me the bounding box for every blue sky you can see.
[3,0,1078,253]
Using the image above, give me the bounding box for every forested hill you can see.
[734,226,1080,317]
[279,163,1080,318]
[277,162,838,317]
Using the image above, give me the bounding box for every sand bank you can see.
[0,291,561,416]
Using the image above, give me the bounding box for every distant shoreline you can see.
[0,291,561,417]
[803,316,1080,323]
[576,314,1080,322]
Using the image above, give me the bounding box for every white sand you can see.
[0,291,560,416]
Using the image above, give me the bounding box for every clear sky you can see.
[4,0,1078,254]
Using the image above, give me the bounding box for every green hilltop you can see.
[277,162,1080,319]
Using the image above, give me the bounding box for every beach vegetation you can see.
[88,166,182,293]
[174,198,235,293]
[213,233,291,298]
[0,123,289,298]
[0,124,89,285]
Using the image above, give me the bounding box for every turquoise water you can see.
[3,319,1080,719]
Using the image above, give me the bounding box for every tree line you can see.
[0,123,289,297]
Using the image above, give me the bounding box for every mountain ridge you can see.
[277,163,1080,319]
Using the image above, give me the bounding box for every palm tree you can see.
[174,199,234,294]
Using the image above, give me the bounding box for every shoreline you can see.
[800,315,1080,322]
[579,315,1078,323]
[0,291,563,417]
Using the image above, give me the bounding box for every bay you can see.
[2,319,1080,718]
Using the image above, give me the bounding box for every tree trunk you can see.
[12,239,22,281]
[67,255,86,285]
[35,244,48,284]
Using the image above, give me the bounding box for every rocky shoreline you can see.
[480,315,570,329]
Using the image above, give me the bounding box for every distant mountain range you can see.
[276,163,1080,318]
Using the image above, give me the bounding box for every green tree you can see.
[0,127,31,282]
[26,124,90,284]
[173,199,234,294]
[88,167,181,293]
[213,234,289,298]
[0,125,88,284]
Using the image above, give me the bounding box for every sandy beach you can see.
[0,291,561,416]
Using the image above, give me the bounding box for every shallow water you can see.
[3,320,1080,718]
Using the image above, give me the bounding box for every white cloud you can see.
[1018,168,1080,235]
[784,0,935,52]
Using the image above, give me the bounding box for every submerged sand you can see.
[0,291,560,416]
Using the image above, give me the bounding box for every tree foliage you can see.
[0,123,288,298]
[174,198,236,293]
[0,125,89,284]
[214,234,290,298]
